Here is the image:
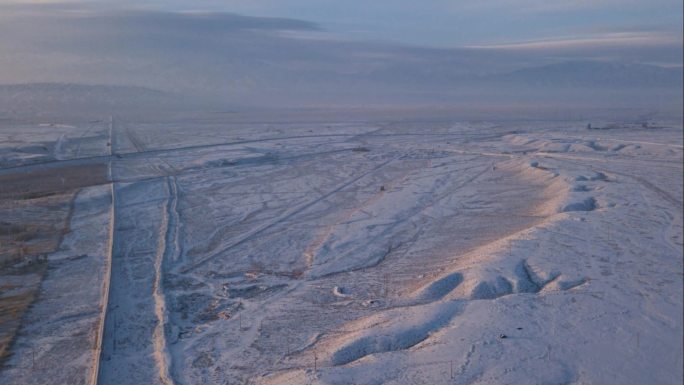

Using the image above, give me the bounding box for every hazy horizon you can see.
[0,1,682,114]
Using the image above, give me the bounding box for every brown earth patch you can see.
[0,162,108,200]
[0,161,107,365]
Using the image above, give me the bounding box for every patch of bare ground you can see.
[0,162,108,200]
[0,270,43,363]
[0,161,108,364]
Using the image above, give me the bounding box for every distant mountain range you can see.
[489,61,683,88]
[0,83,205,119]
[0,60,681,118]
[0,83,179,106]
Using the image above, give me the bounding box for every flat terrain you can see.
[0,117,681,385]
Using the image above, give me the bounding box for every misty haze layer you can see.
[0,3,681,116]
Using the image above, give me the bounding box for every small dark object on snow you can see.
[380,185,385,192]
[516,327,523,330]
[499,334,507,339]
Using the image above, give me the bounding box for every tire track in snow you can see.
[0,133,355,173]
[302,163,416,271]
[180,157,397,274]
[303,160,493,278]
[0,130,494,174]
[151,177,179,385]
[610,170,682,209]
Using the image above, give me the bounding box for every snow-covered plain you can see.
[0,117,681,385]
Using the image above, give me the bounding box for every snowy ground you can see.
[0,117,681,385]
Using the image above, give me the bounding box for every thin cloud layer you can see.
[0,3,681,110]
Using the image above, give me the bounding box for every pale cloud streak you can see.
[0,2,680,108]
[466,31,682,50]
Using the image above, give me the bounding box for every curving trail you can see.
[151,177,178,385]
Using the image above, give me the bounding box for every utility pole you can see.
[450,360,454,379]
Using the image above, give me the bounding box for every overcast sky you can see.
[0,1,681,108]
[4,0,681,48]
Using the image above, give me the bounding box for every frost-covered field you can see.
[0,117,681,385]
